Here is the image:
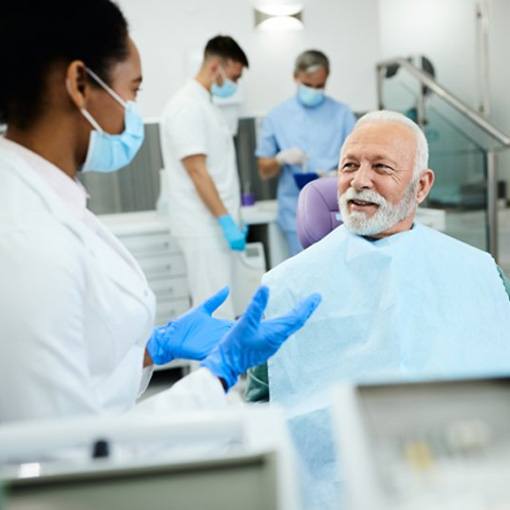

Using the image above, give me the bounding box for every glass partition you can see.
[378,63,510,253]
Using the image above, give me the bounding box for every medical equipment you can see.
[297,176,342,248]
[296,176,446,249]
[0,407,300,510]
[4,452,278,510]
[241,180,256,206]
[100,211,191,328]
[231,242,266,316]
[293,171,319,190]
[333,377,510,510]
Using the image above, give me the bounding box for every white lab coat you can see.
[160,80,242,319]
[0,140,226,424]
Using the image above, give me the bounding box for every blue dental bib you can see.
[265,224,510,509]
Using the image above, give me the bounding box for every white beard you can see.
[338,182,418,236]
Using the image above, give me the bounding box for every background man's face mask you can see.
[211,67,238,99]
[298,84,325,108]
[77,68,145,173]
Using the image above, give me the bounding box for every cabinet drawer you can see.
[138,254,187,278]
[155,298,191,324]
[150,277,189,300]
[119,232,180,257]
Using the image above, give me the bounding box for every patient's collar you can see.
[361,223,415,243]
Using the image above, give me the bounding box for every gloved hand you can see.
[218,215,247,251]
[275,147,307,166]
[201,286,321,390]
[146,287,233,365]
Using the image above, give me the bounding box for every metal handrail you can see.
[376,57,510,147]
[376,57,509,260]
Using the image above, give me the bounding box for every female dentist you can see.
[0,0,320,423]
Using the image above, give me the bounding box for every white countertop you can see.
[98,201,446,235]
[99,211,171,236]
[240,200,278,225]
[99,201,280,235]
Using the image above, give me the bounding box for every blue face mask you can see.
[211,68,238,99]
[298,84,325,108]
[79,68,145,173]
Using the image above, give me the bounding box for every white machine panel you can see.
[333,378,510,510]
[0,408,301,510]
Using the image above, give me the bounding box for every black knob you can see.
[92,439,110,459]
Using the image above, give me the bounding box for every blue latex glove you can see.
[146,287,233,365]
[217,215,247,251]
[201,286,321,390]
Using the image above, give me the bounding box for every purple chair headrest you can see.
[297,176,342,249]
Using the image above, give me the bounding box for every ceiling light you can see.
[254,0,304,31]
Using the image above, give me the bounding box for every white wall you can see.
[378,0,481,107]
[378,0,510,187]
[487,0,510,196]
[117,0,382,118]
[487,0,510,141]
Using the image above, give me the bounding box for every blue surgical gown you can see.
[256,95,356,253]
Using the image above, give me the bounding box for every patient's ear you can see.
[416,169,435,204]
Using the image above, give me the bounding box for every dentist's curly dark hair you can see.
[0,0,129,129]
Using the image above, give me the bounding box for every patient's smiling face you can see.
[339,122,416,215]
[338,121,434,238]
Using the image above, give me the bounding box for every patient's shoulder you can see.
[418,224,494,262]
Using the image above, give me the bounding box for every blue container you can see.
[293,172,319,190]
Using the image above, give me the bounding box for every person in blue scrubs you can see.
[256,50,356,256]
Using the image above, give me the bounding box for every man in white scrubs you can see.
[160,35,249,319]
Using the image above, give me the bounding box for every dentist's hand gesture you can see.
[202,286,321,390]
[146,287,232,365]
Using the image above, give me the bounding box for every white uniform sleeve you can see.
[131,368,227,416]
[162,100,209,160]
[0,225,100,422]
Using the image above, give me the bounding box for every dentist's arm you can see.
[133,286,321,415]
[182,154,227,217]
[258,148,307,180]
[258,157,281,180]
[182,154,246,251]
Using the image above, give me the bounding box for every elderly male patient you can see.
[246,110,510,509]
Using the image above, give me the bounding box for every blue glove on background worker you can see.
[202,286,322,390]
[146,287,232,365]
[217,214,247,251]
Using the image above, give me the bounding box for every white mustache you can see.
[340,188,387,207]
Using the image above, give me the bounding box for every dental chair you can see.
[296,176,342,249]
[296,176,446,247]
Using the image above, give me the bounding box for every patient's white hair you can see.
[342,110,429,178]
